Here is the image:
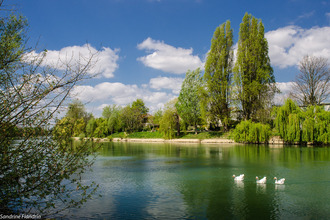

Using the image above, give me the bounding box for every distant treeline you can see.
[2,123,49,138]
[53,98,329,145]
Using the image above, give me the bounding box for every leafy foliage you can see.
[132,98,149,116]
[93,118,108,138]
[107,105,122,134]
[150,109,162,126]
[203,20,233,130]
[160,99,180,139]
[233,13,276,121]
[0,14,27,71]
[53,100,89,139]
[273,99,330,144]
[231,120,271,143]
[86,117,97,137]
[119,99,149,133]
[272,99,301,141]
[65,100,90,123]
[120,105,142,132]
[176,68,203,133]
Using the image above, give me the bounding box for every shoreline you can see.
[112,137,236,144]
[73,136,285,145]
[73,137,236,144]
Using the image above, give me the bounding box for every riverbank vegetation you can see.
[54,97,329,145]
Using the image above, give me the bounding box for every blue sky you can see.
[9,0,330,116]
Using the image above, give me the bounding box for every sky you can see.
[7,0,330,116]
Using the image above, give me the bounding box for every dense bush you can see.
[231,120,271,143]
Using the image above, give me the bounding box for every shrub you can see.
[79,132,86,140]
[107,135,113,141]
[231,120,271,143]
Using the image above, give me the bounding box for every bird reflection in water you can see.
[275,184,285,191]
[256,183,266,194]
[234,180,244,189]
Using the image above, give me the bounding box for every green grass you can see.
[110,131,163,139]
[109,131,230,140]
[109,132,127,138]
[179,131,228,139]
[127,131,163,138]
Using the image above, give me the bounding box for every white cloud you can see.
[137,37,203,74]
[266,26,330,68]
[71,82,139,104]
[27,44,119,78]
[274,82,295,105]
[149,76,183,94]
[97,103,110,111]
[71,81,176,114]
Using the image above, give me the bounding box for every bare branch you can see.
[291,55,330,105]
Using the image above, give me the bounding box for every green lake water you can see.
[62,142,330,219]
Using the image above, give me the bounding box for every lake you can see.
[60,142,330,219]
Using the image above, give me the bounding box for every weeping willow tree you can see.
[302,105,330,144]
[273,99,330,144]
[231,120,271,143]
[159,98,180,139]
[273,99,302,143]
[287,113,302,143]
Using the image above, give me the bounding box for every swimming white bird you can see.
[256,176,267,184]
[274,177,285,184]
[233,174,244,181]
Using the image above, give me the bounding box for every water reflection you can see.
[275,184,285,191]
[98,142,330,164]
[256,183,267,194]
[58,142,330,219]
[234,180,244,189]
[232,180,248,219]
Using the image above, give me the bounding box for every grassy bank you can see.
[108,131,229,140]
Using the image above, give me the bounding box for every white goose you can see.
[233,174,244,181]
[274,177,285,184]
[256,176,267,184]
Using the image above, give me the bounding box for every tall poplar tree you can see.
[233,13,276,121]
[203,20,234,130]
